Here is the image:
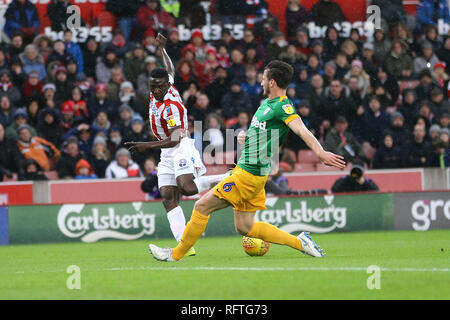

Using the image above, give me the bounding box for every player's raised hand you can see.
[156,33,167,49]
[317,150,346,169]
[124,141,150,153]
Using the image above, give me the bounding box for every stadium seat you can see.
[293,163,316,172]
[315,163,342,172]
[279,161,292,172]
[224,117,238,128]
[44,171,59,180]
[3,173,18,182]
[297,150,320,164]
[97,11,117,28]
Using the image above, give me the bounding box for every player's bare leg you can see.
[149,190,230,261]
[176,172,231,196]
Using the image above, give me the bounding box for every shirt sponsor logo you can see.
[251,117,266,130]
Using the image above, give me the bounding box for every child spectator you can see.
[74,158,97,179]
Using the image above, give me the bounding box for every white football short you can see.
[157,137,206,188]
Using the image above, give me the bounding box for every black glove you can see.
[141,174,158,193]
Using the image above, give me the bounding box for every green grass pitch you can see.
[0,230,449,300]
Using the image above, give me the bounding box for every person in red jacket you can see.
[137,0,175,37]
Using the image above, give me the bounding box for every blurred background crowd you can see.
[0,0,449,184]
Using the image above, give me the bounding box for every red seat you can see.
[279,161,292,172]
[44,171,59,180]
[97,11,117,28]
[2,173,18,182]
[297,150,320,164]
[293,163,316,172]
[224,117,238,128]
[315,163,342,172]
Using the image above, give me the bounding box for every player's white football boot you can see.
[298,232,325,257]
[148,244,175,262]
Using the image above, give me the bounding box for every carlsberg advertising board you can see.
[7,193,394,244]
[8,201,235,244]
[256,194,393,234]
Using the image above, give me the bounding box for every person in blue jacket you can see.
[3,0,40,41]
[416,0,450,32]
[63,29,84,74]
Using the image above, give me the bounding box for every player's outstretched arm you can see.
[125,126,183,153]
[156,33,175,79]
[288,117,346,169]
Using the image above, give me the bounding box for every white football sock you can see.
[193,172,230,193]
[166,206,186,242]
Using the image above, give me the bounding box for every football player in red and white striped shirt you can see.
[125,34,229,257]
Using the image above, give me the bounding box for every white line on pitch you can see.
[104,266,450,273]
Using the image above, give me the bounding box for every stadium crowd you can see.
[0,0,449,183]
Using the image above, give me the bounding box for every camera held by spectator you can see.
[331,160,379,193]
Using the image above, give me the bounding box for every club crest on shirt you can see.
[223,182,235,192]
[282,104,294,115]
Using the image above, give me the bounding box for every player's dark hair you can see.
[265,60,294,89]
[150,68,169,81]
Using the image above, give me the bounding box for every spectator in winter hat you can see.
[90,134,111,178]
[430,87,450,118]
[63,29,84,74]
[16,124,60,172]
[386,39,413,79]
[47,40,73,69]
[344,59,371,98]
[118,104,134,135]
[124,43,147,87]
[91,111,111,136]
[119,80,145,116]
[19,158,48,181]
[105,147,143,179]
[0,69,22,108]
[432,61,449,89]
[37,107,62,147]
[24,70,43,100]
[137,55,159,98]
[60,100,75,133]
[74,158,97,179]
[429,124,441,141]
[166,27,183,63]
[61,123,101,157]
[142,27,157,55]
[54,65,73,105]
[187,28,207,64]
[57,135,83,179]
[95,45,123,84]
[389,112,410,145]
[5,108,37,141]
[413,41,439,76]
[88,83,116,123]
